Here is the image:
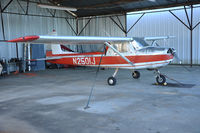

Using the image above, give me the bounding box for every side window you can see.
[117,43,128,53]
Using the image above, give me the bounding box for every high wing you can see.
[7,35,133,44]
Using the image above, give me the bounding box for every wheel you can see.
[132,71,140,79]
[107,77,116,86]
[156,75,166,85]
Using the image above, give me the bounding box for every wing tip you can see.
[7,35,39,42]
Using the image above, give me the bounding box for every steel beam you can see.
[123,1,200,16]
[76,18,81,52]
[127,13,145,33]
[17,0,26,13]
[109,16,126,33]
[1,0,14,12]
[184,6,191,27]
[192,6,200,30]
[53,10,56,17]
[116,15,125,32]
[78,18,92,35]
[2,11,73,19]
[65,18,77,35]
[47,9,55,17]
[25,0,29,15]
[76,18,92,53]
[76,18,78,35]
[47,0,76,18]
[193,21,200,30]
[169,10,190,30]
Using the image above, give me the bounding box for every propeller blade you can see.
[173,52,191,72]
[173,52,182,64]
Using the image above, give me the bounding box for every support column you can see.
[190,5,193,67]
[27,43,31,71]
[76,18,79,52]
[124,13,127,37]
[0,1,5,40]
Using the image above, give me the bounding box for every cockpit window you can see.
[111,42,129,53]
[130,37,149,50]
[133,37,149,47]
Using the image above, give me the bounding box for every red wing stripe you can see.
[7,35,39,42]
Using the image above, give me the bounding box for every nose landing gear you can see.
[156,74,166,85]
[154,69,167,85]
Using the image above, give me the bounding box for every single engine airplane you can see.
[7,35,177,86]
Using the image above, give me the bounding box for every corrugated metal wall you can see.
[0,0,126,60]
[0,0,76,60]
[1,1,199,65]
[78,16,125,52]
[127,7,200,64]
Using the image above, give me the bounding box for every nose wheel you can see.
[156,74,166,85]
[154,69,167,85]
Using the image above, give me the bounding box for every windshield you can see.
[133,37,149,47]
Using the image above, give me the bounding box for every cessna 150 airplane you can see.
[7,35,177,86]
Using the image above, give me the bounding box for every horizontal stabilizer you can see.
[144,36,175,41]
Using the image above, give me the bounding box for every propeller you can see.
[169,48,191,72]
[172,50,182,64]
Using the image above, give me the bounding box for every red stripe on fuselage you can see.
[46,51,173,66]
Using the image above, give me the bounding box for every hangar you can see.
[0,0,200,133]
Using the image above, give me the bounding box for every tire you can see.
[107,77,116,86]
[132,71,140,79]
[156,75,166,85]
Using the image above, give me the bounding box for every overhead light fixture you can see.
[66,10,77,17]
[37,4,77,12]
[148,0,156,1]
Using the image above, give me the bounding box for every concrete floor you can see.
[0,65,200,133]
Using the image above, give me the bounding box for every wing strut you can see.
[104,42,134,66]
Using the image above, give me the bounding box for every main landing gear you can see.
[107,68,118,86]
[154,69,167,85]
[132,71,140,79]
[107,69,141,86]
[107,69,167,86]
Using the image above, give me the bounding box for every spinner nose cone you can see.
[167,48,182,63]
[167,48,176,55]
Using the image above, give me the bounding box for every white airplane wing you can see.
[7,35,133,44]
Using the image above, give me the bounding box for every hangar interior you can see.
[0,0,200,133]
[1,0,200,71]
